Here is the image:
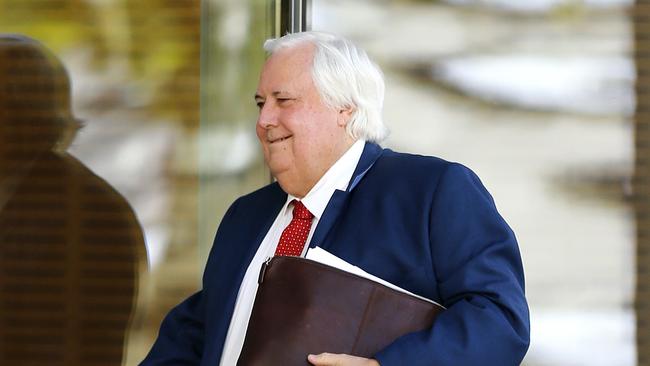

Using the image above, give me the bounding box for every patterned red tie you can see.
[274,200,314,256]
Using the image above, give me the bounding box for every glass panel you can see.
[0,0,269,364]
[0,1,196,363]
[312,0,635,364]
[199,0,269,265]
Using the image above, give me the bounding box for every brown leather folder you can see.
[237,256,444,366]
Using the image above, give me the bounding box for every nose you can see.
[257,102,279,130]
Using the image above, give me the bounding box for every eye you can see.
[256,101,264,109]
[277,98,294,105]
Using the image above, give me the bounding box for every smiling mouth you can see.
[268,135,292,144]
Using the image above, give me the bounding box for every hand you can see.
[307,352,380,366]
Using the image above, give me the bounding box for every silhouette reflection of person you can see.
[0,35,146,365]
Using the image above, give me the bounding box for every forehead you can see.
[257,43,315,93]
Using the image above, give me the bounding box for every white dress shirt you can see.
[218,139,366,365]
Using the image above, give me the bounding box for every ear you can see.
[337,106,354,127]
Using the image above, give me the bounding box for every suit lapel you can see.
[309,142,383,249]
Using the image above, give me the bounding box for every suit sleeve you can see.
[139,291,206,365]
[374,163,530,366]
[139,198,242,365]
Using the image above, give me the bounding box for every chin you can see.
[270,168,303,195]
[267,161,290,179]
[276,180,305,198]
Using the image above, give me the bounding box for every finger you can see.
[307,352,339,365]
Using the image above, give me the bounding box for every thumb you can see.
[307,352,336,365]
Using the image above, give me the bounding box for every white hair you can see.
[263,31,388,143]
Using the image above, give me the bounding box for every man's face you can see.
[255,44,354,197]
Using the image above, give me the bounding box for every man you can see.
[142,31,529,365]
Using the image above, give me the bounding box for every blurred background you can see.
[0,0,645,365]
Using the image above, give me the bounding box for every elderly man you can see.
[142,32,529,366]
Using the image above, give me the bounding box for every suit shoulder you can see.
[224,182,285,217]
[369,149,488,198]
[378,149,473,178]
[236,182,284,203]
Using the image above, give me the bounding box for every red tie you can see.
[274,200,314,256]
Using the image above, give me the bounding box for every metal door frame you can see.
[270,0,311,37]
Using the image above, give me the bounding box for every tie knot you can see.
[291,200,313,220]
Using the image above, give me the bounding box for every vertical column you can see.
[636,1,650,364]
[270,0,311,37]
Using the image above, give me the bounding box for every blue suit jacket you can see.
[142,142,530,365]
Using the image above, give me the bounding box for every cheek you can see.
[256,125,267,145]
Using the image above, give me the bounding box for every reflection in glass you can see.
[0,1,206,363]
[0,34,146,366]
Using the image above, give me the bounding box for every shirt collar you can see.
[286,139,366,220]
